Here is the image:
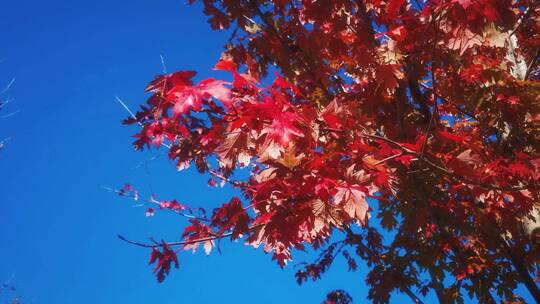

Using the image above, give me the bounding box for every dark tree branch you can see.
[118,233,224,248]
[343,226,426,304]
[525,48,539,80]
[248,0,333,100]
[118,223,265,248]
[500,235,540,302]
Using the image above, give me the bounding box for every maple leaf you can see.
[210,196,250,239]
[459,64,486,83]
[375,64,402,91]
[322,290,353,304]
[261,112,304,147]
[482,4,500,21]
[334,185,370,226]
[170,88,202,117]
[386,0,406,17]
[276,148,304,170]
[159,199,185,211]
[483,24,507,48]
[215,130,248,170]
[214,58,257,89]
[259,139,283,160]
[145,71,196,93]
[453,0,472,9]
[182,220,215,254]
[252,210,276,226]
[448,28,483,55]
[148,244,179,283]
[320,99,344,129]
[507,162,529,178]
[448,149,483,178]
[455,149,481,166]
[312,199,342,230]
[437,130,463,142]
[196,78,232,107]
[214,58,237,73]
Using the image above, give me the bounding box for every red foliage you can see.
[120,0,540,302]
[148,243,179,283]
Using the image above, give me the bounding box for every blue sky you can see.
[0,0,378,303]
[0,1,534,303]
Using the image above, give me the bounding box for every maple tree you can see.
[118,0,540,302]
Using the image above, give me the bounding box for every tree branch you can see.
[500,234,540,302]
[524,48,539,80]
[118,224,265,248]
[321,127,536,191]
[103,186,209,222]
[118,233,225,248]
[248,0,333,100]
[343,226,426,304]
[509,5,537,38]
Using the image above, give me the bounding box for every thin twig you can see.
[0,136,12,149]
[322,128,535,191]
[209,169,246,189]
[115,96,139,124]
[118,234,225,248]
[118,223,265,248]
[115,95,171,149]
[0,78,15,95]
[102,186,209,222]
[419,83,478,120]
[365,133,533,191]
[159,54,167,74]
[132,152,164,170]
[1,109,20,119]
[374,152,404,165]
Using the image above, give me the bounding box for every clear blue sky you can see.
[0,1,533,303]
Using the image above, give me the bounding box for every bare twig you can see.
[373,152,404,165]
[132,152,165,170]
[102,186,209,222]
[159,54,167,74]
[115,96,139,124]
[0,136,11,150]
[0,78,15,95]
[1,109,20,119]
[115,95,171,149]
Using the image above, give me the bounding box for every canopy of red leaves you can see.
[122,0,540,302]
